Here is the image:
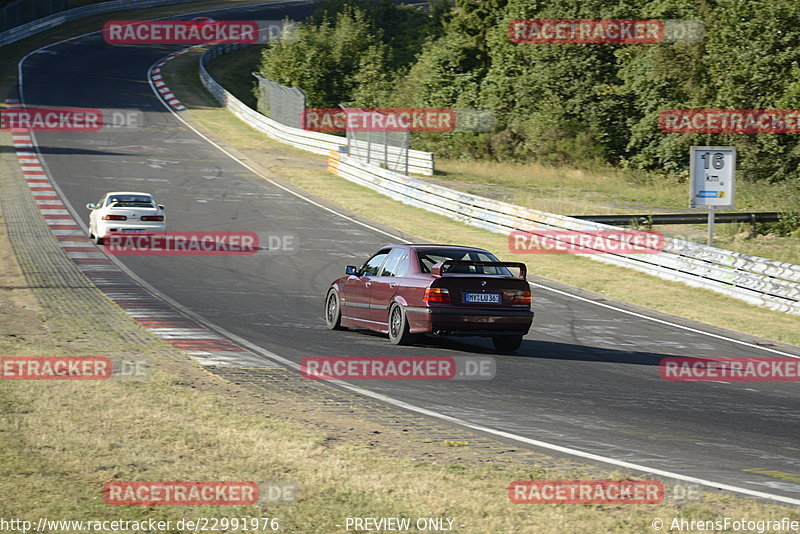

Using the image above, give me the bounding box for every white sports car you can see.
[87,191,166,244]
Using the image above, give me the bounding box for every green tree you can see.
[259,8,392,107]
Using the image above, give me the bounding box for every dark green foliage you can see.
[259,0,800,183]
[258,7,393,107]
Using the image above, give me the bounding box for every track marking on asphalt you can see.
[148,50,800,361]
[141,50,800,505]
[526,282,800,359]
[3,99,281,369]
[11,3,800,506]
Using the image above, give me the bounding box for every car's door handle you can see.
[389,283,398,288]
[365,281,372,287]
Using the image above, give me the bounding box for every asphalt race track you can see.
[16,0,800,505]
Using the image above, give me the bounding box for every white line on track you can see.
[15,0,800,506]
[143,51,800,506]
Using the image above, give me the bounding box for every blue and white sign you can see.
[690,146,736,208]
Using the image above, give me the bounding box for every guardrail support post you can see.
[707,206,715,247]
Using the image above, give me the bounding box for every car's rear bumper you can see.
[405,306,534,336]
[100,223,166,237]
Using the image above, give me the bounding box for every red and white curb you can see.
[3,99,273,368]
[149,47,197,111]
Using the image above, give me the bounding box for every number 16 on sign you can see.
[689,146,736,246]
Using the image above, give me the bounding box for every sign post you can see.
[689,146,736,247]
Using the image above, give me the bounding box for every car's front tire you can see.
[324,289,346,330]
[492,335,523,353]
[388,303,415,345]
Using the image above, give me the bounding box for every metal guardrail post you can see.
[707,206,715,247]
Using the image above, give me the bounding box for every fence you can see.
[0,0,208,46]
[195,24,798,316]
[199,42,436,175]
[253,73,305,129]
[327,152,800,315]
[9,0,792,315]
[342,107,410,176]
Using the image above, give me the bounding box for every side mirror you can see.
[345,265,358,275]
[86,203,96,210]
[158,205,165,210]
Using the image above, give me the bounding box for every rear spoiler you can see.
[430,260,527,279]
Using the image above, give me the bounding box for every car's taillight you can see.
[512,290,531,305]
[424,288,450,303]
[140,215,164,221]
[102,214,127,221]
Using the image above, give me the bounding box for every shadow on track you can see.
[343,328,669,367]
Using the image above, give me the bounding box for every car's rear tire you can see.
[325,290,346,330]
[388,303,415,345]
[92,233,103,245]
[492,335,523,353]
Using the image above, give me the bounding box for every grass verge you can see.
[173,49,800,346]
[0,7,797,532]
[213,47,800,264]
[1,42,794,534]
[432,160,800,265]
[0,216,797,532]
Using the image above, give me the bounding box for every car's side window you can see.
[360,252,389,277]
[381,249,409,277]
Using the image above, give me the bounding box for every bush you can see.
[259,0,800,186]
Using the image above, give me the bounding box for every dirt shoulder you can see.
[0,3,798,532]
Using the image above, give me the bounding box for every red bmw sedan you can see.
[324,244,534,353]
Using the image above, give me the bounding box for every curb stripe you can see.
[148,53,187,112]
[4,98,276,371]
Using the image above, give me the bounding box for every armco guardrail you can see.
[200,43,435,176]
[327,151,800,315]
[0,0,205,47]
[199,39,798,315]
[575,212,782,227]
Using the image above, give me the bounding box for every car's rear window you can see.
[107,195,155,207]
[417,249,511,276]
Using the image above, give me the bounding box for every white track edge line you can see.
[13,2,800,507]
[79,250,800,507]
[143,47,800,506]
[155,57,800,360]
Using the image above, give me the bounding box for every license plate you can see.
[464,292,501,304]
